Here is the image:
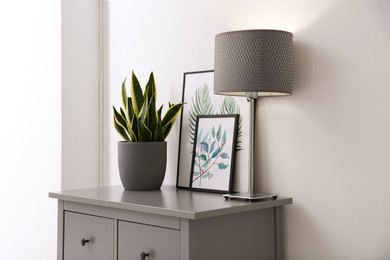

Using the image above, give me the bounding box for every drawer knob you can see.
[81,238,90,246]
[140,252,150,259]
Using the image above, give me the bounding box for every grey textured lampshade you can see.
[214,30,293,97]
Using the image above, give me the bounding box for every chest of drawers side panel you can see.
[57,200,64,260]
[187,208,276,260]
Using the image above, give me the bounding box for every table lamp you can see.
[214,29,293,200]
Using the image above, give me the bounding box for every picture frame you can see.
[176,70,250,191]
[189,115,238,194]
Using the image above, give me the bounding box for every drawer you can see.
[118,220,180,260]
[64,211,114,260]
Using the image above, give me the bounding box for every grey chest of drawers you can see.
[49,185,292,260]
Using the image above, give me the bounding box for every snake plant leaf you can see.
[128,127,137,142]
[114,107,137,141]
[148,94,158,140]
[162,121,174,140]
[120,107,127,122]
[161,103,184,128]
[144,72,156,103]
[125,119,138,142]
[120,107,132,136]
[113,71,184,142]
[138,120,152,142]
[121,78,128,109]
[127,97,134,120]
[129,96,136,133]
[126,97,138,136]
[138,92,149,126]
[157,105,163,122]
[156,106,167,140]
[120,108,137,141]
[188,85,215,144]
[155,122,164,141]
[131,113,138,140]
[113,115,130,141]
[130,71,144,117]
[113,107,128,130]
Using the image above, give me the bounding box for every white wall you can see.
[102,0,390,259]
[62,0,101,189]
[0,0,61,259]
[262,1,390,258]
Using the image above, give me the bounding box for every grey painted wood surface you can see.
[49,185,292,220]
[189,208,276,260]
[57,201,64,260]
[118,220,180,260]
[63,212,114,260]
[51,185,293,260]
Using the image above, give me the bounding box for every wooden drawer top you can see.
[49,185,292,220]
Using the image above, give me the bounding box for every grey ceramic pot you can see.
[118,141,167,190]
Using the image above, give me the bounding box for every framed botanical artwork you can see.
[189,115,238,193]
[176,70,250,191]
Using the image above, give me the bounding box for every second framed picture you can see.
[189,115,239,194]
[176,70,250,192]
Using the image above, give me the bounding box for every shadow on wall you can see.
[281,204,335,258]
[259,0,390,259]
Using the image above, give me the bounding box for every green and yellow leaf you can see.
[113,116,130,141]
[161,103,184,127]
[121,78,127,109]
[138,120,152,142]
[113,106,128,131]
[130,71,144,117]
[154,122,164,141]
[144,72,156,102]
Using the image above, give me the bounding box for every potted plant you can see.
[113,71,184,190]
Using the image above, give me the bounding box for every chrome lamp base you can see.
[223,192,278,201]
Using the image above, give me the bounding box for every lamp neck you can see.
[247,97,257,196]
[246,92,258,100]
